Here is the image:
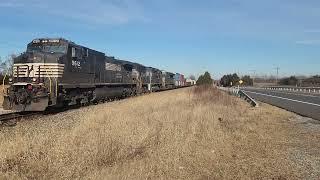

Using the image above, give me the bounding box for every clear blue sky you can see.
[0,0,320,79]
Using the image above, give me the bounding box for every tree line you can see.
[194,72,254,87]
[219,73,253,87]
[279,75,320,87]
[218,73,320,87]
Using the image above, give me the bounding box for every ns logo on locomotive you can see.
[3,38,186,111]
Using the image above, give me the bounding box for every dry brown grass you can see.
[0,86,319,179]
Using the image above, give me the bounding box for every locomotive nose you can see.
[16,90,29,104]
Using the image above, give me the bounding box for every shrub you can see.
[196,72,213,86]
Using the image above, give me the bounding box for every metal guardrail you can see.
[218,87,259,107]
[238,90,259,107]
[263,86,320,94]
[218,87,239,95]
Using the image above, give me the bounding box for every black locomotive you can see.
[3,38,186,111]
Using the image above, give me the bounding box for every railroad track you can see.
[0,112,39,126]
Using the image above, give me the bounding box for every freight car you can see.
[174,73,186,87]
[3,38,186,111]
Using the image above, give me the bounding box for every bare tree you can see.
[0,54,16,76]
[189,75,196,80]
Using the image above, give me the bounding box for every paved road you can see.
[242,88,320,120]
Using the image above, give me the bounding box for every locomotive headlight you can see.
[32,78,37,82]
[9,78,13,84]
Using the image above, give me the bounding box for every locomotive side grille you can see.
[13,63,65,78]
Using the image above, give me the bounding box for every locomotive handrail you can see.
[43,54,52,96]
[50,67,58,97]
[55,77,58,97]
[2,70,8,94]
[42,64,52,95]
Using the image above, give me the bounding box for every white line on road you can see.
[266,90,320,98]
[243,90,320,107]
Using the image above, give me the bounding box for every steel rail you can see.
[0,112,39,126]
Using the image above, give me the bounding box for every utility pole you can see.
[275,67,280,84]
[249,70,256,86]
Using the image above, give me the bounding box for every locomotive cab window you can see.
[27,44,67,54]
[86,49,89,57]
[72,47,76,57]
[80,48,89,58]
[71,47,82,59]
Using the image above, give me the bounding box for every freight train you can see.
[3,38,186,111]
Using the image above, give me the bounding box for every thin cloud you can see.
[0,2,23,8]
[304,29,320,33]
[295,40,320,45]
[0,0,149,25]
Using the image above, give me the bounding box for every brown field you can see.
[0,86,319,179]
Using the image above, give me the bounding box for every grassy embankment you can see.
[0,86,319,179]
